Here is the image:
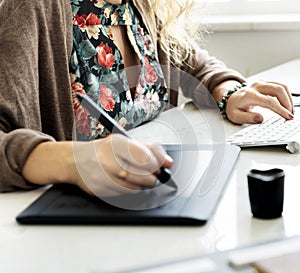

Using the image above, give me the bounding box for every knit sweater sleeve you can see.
[0,130,54,192]
[179,46,247,108]
[0,0,72,192]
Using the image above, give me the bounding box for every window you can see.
[203,0,300,15]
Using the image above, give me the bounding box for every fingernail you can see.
[254,115,263,123]
[165,154,173,163]
[288,112,294,119]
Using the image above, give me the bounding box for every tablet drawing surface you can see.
[16,144,240,226]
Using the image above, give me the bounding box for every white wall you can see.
[200,30,300,77]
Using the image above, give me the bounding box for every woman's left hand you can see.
[221,80,294,124]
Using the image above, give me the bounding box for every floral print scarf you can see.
[69,0,168,140]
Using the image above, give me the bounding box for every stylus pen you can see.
[76,93,177,189]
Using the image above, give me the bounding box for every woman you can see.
[0,0,293,195]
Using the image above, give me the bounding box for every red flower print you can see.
[73,14,87,28]
[86,13,101,26]
[71,82,86,111]
[73,13,101,39]
[144,57,158,84]
[71,82,90,136]
[100,85,116,111]
[73,13,100,28]
[75,107,90,136]
[96,43,115,68]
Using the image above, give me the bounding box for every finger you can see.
[112,135,161,175]
[115,143,172,188]
[97,157,156,190]
[114,159,157,187]
[267,81,294,114]
[229,108,264,125]
[147,143,173,169]
[101,158,157,189]
[116,178,146,191]
[117,171,158,188]
[251,92,294,120]
[252,81,293,113]
[116,180,143,191]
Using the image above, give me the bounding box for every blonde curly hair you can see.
[146,0,203,65]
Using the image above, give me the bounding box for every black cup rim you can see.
[247,168,285,182]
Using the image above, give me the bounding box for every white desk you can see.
[1,59,300,273]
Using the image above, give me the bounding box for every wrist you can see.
[214,82,247,118]
[212,80,242,102]
[22,141,76,186]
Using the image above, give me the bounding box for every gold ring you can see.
[118,162,129,180]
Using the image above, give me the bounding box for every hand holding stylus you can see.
[75,93,177,193]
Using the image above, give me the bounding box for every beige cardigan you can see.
[0,0,245,192]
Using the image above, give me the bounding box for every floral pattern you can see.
[70,0,168,140]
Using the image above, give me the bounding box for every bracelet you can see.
[218,82,247,118]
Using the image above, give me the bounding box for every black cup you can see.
[247,168,285,219]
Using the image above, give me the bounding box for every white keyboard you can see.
[226,107,300,153]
